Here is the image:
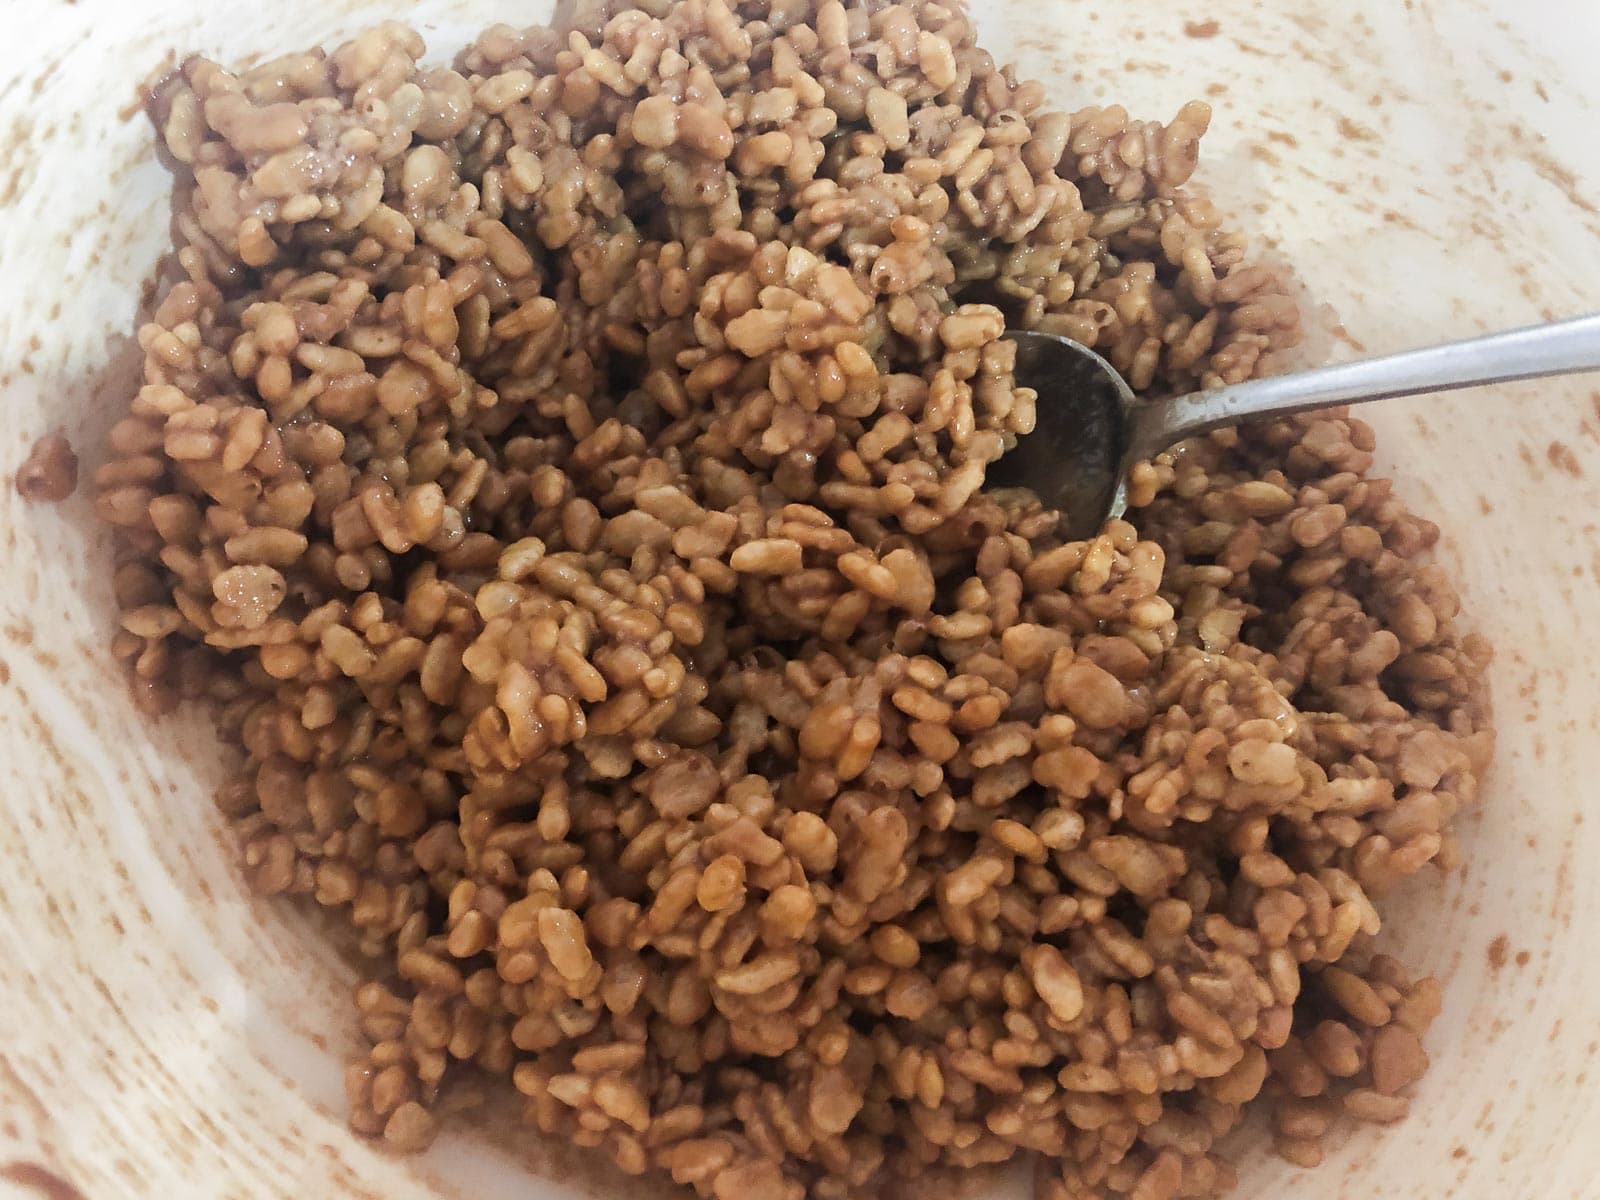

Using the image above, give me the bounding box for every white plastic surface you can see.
[2,2,1599,1197]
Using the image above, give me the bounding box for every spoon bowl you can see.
[989,331,1138,540]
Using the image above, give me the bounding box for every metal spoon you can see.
[991,313,1600,540]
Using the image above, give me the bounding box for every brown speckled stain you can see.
[1487,934,1510,970]
[1547,440,1583,477]
[1336,114,1380,141]
[1328,323,1367,352]
[1183,18,1220,38]
[0,1162,86,1200]
[1524,142,1600,218]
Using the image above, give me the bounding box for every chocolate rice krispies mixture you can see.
[96,3,1492,1197]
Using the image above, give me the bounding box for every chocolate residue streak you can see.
[1525,145,1600,218]
[0,122,32,206]
[29,66,57,98]
[1336,115,1379,142]
[1183,19,1220,39]
[0,1163,87,1200]
[1330,324,1366,352]
[1547,440,1583,478]
[1487,934,1509,970]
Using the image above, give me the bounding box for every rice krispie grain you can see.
[99,4,1491,1198]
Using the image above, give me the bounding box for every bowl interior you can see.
[3,2,1600,1197]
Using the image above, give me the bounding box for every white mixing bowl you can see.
[3,1,1598,1197]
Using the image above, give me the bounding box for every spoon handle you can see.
[1133,312,1600,458]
